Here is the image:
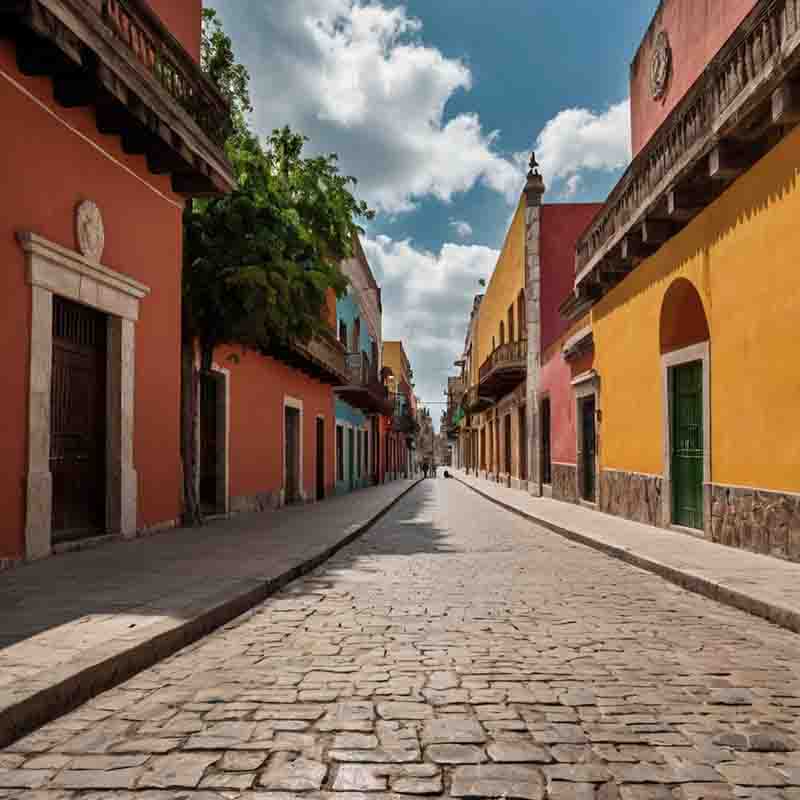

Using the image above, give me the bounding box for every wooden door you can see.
[671,361,704,530]
[316,417,325,501]
[541,397,552,485]
[285,407,300,503]
[504,415,512,475]
[519,408,527,481]
[50,297,107,541]
[199,373,218,512]
[580,396,596,502]
[348,428,355,489]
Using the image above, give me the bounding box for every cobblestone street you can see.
[2,478,800,800]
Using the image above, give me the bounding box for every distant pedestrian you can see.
[422,462,429,479]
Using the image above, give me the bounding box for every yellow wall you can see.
[383,340,411,385]
[475,198,526,374]
[593,124,800,493]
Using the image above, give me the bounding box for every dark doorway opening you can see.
[51,297,107,542]
[519,407,527,482]
[316,417,325,501]
[541,396,552,486]
[504,414,512,477]
[199,372,220,513]
[285,406,301,504]
[580,395,596,502]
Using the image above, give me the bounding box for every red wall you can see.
[217,347,336,502]
[540,204,603,354]
[0,41,184,557]
[630,0,756,156]
[146,0,203,64]
[540,349,577,465]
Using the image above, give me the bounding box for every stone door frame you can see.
[573,370,600,507]
[661,341,711,536]
[19,231,149,560]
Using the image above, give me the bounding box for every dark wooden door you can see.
[504,415,512,475]
[348,428,355,489]
[50,297,107,541]
[580,396,596,502]
[285,407,300,503]
[671,361,704,530]
[541,397,552,485]
[316,417,325,501]
[519,409,527,481]
[199,373,218,511]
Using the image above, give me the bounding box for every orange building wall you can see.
[217,348,336,502]
[0,41,185,558]
[630,0,756,156]
[146,0,203,64]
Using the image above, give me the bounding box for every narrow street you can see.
[2,478,799,799]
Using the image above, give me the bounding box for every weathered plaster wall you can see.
[592,124,800,496]
[0,42,184,559]
[146,0,203,64]
[476,198,526,368]
[217,346,336,505]
[630,0,756,155]
[540,204,602,353]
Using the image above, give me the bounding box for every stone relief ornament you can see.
[650,30,672,100]
[75,200,105,262]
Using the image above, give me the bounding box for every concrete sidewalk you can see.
[0,478,420,747]
[453,469,800,635]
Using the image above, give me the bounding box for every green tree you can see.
[181,12,373,524]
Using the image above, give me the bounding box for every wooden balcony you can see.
[462,385,493,414]
[388,392,416,435]
[335,352,394,415]
[2,0,234,195]
[567,0,800,315]
[271,329,347,386]
[478,339,527,399]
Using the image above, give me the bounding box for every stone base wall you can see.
[600,469,663,527]
[231,491,282,514]
[552,463,578,504]
[711,484,800,562]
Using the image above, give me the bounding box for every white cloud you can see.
[449,220,473,239]
[362,234,498,413]
[562,174,583,199]
[527,99,631,196]
[212,0,524,214]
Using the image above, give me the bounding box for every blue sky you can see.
[207,0,660,414]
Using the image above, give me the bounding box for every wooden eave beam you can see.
[641,219,674,246]
[709,142,750,182]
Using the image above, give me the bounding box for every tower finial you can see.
[528,152,540,177]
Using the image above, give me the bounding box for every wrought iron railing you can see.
[479,339,528,383]
[462,385,492,413]
[575,0,800,280]
[101,0,231,146]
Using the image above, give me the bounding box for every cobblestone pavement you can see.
[2,478,800,800]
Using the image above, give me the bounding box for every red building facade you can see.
[0,0,233,568]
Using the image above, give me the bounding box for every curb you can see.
[454,475,800,636]
[0,479,423,749]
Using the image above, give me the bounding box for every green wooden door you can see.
[671,361,704,530]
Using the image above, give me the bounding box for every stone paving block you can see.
[450,764,546,799]
[0,770,54,789]
[487,743,553,763]
[50,767,144,789]
[425,744,486,764]
[420,719,487,745]
[138,752,221,789]
[377,703,433,720]
[258,756,327,791]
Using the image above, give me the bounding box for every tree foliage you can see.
[185,11,374,369]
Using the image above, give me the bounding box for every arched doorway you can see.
[660,278,710,532]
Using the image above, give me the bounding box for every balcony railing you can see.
[388,392,417,435]
[335,352,394,415]
[284,329,347,386]
[478,339,527,397]
[4,0,234,194]
[462,385,493,414]
[572,0,800,306]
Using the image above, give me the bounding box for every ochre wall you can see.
[476,198,526,369]
[592,124,800,494]
[540,203,603,353]
[630,0,756,156]
[0,42,184,558]
[217,347,336,502]
[383,341,411,386]
[146,0,203,64]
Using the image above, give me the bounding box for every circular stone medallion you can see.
[75,200,105,262]
[650,30,672,100]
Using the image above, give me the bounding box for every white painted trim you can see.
[22,235,144,560]
[0,66,184,211]
[661,341,711,533]
[283,396,304,503]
